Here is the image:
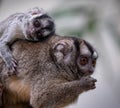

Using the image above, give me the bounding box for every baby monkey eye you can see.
[33,20,41,28]
[80,57,88,66]
[92,60,96,67]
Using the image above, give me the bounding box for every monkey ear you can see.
[51,40,75,64]
[27,7,46,15]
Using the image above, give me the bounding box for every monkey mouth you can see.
[26,32,36,41]
[26,30,41,41]
[36,31,43,40]
[28,34,34,40]
[79,70,94,77]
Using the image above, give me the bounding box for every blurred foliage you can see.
[86,13,97,33]
[51,6,97,37]
[52,7,92,18]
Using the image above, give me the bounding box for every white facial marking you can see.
[43,30,50,37]
[42,19,49,27]
[93,51,98,58]
[80,43,91,56]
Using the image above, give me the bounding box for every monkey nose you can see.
[88,69,94,74]
[36,31,42,40]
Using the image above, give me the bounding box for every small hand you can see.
[80,76,97,91]
[5,57,18,76]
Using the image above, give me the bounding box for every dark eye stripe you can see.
[36,14,52,19]
[84,40,94,55]
[73,38,80,52]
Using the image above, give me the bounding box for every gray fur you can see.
[0,7,55,75]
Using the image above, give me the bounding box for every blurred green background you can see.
[0,0,120,108]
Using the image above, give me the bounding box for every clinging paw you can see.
[5,57,18,76]
[80,76,97,91]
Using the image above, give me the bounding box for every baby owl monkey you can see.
[0,7,55,75]
[0,35,98,108]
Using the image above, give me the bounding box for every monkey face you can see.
[25,8,55,41]
[51,38,98,78]
[76,40,98,76]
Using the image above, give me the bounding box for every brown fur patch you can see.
[3,76,30,104]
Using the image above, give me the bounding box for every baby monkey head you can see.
[51,37,98,79]
[25,7,55,41]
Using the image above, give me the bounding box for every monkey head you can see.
[51,37,98,79]
[23,7,55,41]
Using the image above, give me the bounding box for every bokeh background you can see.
[0,0,120,108]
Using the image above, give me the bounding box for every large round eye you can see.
[33,20,40,28]
[80,57,88,66]
[92,60,96,67]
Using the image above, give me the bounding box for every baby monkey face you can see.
[26,8,55,41]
